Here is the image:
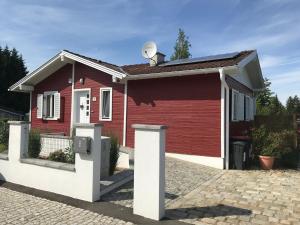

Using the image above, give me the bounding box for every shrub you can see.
[0,143,7,153]
[65,146,75,164]
[252,125,295,158]
[48,150,66,162]
[28,129,41,158]
[108,133,120,175]
[0,119,9,147]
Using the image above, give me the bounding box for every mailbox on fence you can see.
[74,136,91,154]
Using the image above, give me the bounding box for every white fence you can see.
[40,134,72,157]
[0,121,102,202]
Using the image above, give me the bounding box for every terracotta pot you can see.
[259,155,275,170]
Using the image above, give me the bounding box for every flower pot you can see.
[258,155,275,170]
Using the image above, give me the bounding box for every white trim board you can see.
[165,152,224,169]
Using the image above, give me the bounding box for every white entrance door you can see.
[75,90,90,123]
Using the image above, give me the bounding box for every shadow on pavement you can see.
[166,204,252,220]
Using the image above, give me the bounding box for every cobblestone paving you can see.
[102,157,221,208]
[167,169,300,225]
[0,187,134,225]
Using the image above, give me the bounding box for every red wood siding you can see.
[31,64,72,134]
[31,62,125,143]
[74,63,124,143]
[230,121,252,137]
[126,74,221,157]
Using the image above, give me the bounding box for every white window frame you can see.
[99,87,112,121]
[231,90,239,121]
[43,91,58,120]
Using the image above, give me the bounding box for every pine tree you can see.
[256,78,274,115]
[286,95,300,114]
[170,28,192,60]
[0,46,29,113]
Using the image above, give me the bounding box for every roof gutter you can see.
[125,65,238,80]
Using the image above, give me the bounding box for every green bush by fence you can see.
[0,119,9,150]
[28,129,41,158]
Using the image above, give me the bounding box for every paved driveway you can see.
[0,187,134,225]
[104,158,300,225]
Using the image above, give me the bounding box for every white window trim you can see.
[43,91,58,120]
[231,89,239,122]
[99,87,112,121]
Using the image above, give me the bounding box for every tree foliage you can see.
[286,95,300,115]
[256,79,285,115]
[170,28,192,60]
[0,46,29,113]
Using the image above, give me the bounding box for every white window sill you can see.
[42,117,58,121]
[100,118,112,122]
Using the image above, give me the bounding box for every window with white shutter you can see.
[232,90,239,121]
[245,96,251,121]
[39,91,60,120]
[37,94,43,119]
[54,93,61,119]
[238,93,245,121]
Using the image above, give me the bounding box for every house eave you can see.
[125,66,238,80]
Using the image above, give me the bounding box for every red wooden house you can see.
[9,49,264,169]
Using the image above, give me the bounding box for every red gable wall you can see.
[31,64,72,134]
[31,62,125,143]
[126,73,221,157]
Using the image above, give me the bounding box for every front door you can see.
[75,90,90,123]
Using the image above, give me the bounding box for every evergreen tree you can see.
[170,28,192,60]
[256,78,274,115]
[268,95,286,115]
[286,95,300,114]
[0,46,29,113]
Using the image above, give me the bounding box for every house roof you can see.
[62,50,126,74]
[121,51,254,75]
[9,49,264,92]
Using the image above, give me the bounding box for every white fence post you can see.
[132,124,167,221]
[8,121,29,162]
[75,123,102,202]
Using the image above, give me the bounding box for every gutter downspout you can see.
[219,68,230,170]
[122,80,128,146]
[29,91,32,129]
[70,62,75,136]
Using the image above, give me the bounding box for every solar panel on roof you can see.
[160,52,239,67]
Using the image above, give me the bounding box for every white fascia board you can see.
[125,66,237,80]
[62,51,126,79]
[237,50,265,88]
[9,54,62,92]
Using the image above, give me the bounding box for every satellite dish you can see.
[142,41,157,59]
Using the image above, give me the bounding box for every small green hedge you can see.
[28,129,41,158]
[0,119,9,149]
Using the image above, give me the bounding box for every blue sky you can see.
[0,0,299,103]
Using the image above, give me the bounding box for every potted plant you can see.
[252,126,294,170]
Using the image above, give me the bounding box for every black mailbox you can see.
[74,136,91,154]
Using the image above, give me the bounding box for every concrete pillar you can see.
[74,123,102,202]
[8,121,29,162]
[132,124,167,221]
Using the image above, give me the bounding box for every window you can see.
[100,87,112,121]
[37,91,60,120]
[245,96,251,121]
[45,94,55,118]
[232,90,239,121]
[231,90,245,121]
